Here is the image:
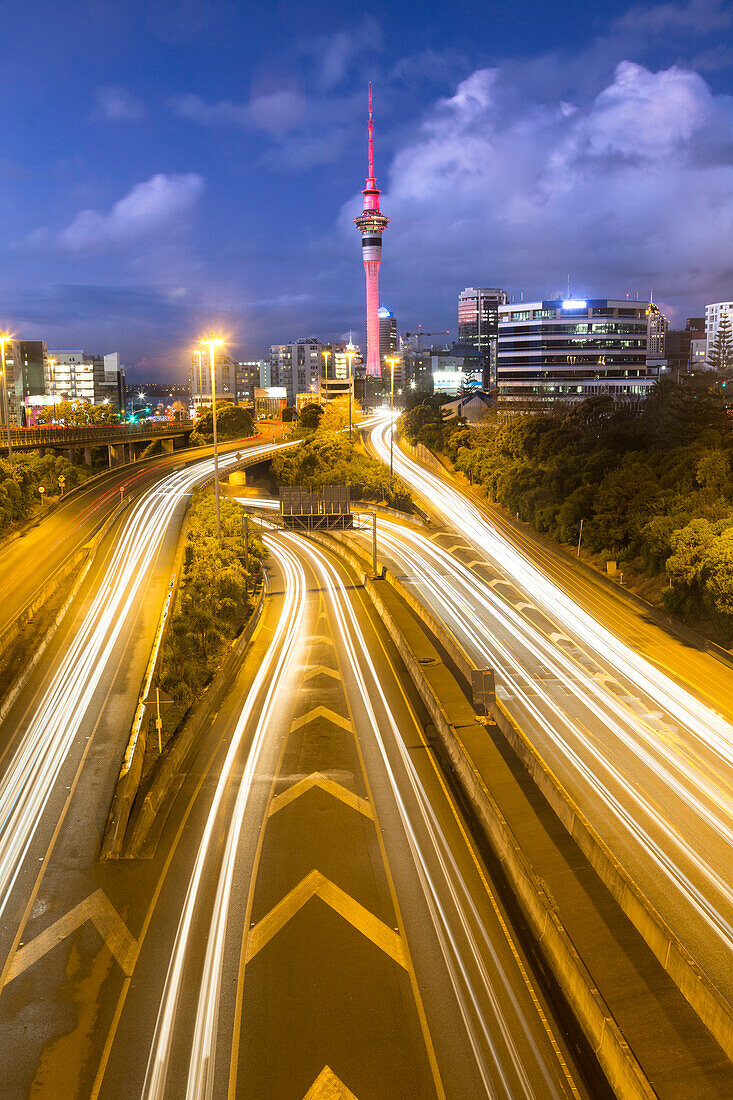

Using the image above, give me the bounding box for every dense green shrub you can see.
[271,429,412,511]
[0,453,91,536]
[159,494,266,725]
[403,380,733,636]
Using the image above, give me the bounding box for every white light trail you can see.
[292,535,570,1100]
[0,441,290,929]
[143,537,307,1100]
[369,420,733,964]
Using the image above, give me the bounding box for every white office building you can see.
[705,301,733,347]
[497,298,662,405]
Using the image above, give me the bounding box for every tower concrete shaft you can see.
[354,83,389,378]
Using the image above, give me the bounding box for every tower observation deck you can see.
[354,83,389,378]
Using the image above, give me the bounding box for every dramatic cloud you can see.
[95,86,145,121]
[29,173,205,253]
[345,60,733,318]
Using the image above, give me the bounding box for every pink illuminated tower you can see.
[355,83,389,378]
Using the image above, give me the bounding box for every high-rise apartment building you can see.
[705,301,733,347]
[378,307,397,371]
[269,339,324,405]
[458,287,509,388]
[189,351,258,411]
[497,298,661,405]
[646,297,668,359]
[46,350,126,413]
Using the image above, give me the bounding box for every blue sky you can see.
[3,0,733,379]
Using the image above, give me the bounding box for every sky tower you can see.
[355,83,389,377]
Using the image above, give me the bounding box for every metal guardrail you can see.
[0,420,195,449]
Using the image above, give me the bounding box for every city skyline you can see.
[3,0,733,380]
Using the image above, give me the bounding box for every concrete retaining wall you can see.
[126,583,266,857]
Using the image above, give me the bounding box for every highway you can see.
[368,418,733,1009]
[99,529,590,1100]
[0,431,280,648]
[0,440,289,988]
[0,440,595,1098]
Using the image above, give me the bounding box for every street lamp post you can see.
[193,349,203,411]
[46,357,57,423]
[0,333,13,461]
[321,348,330,382]
[202,332,224,541]
[385,356,400,479]
[345,347,356,442]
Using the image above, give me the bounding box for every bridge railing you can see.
[0,420,196,449]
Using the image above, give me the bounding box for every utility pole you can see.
[243,510,249,597]
[202,332,224,541]
[0,334,13,462]
[577,516,584,556]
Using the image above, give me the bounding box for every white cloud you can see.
[95,86,145,121]
[170,89,305,134]
[343,61,733,314]
[31,173,204,252]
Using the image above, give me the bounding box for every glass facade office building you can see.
[458,287,509,388]
[497,299,661,405]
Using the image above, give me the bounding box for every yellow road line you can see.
[245,869,407,968]
[5,889,137,983]
[303,665,342,682]
[290,705,354,732]
[268,773,373,820]
[303,1065,359,1099]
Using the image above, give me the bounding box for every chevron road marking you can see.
[303,1066,359,1099]
[4,889,137,985]
[245,870,406,969]
[467,559,492,569]
[268,773,373,820]
[290,706,354,733]
[303,665,342,683]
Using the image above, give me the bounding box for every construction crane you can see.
[403,329,450,353]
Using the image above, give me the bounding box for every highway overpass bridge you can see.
[0,420,196,466]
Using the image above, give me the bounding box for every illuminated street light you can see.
[321,348,331,380]
[384,355,401,478]
[345,345,356,442]
[0,332,13,460]
[201,332,224,541]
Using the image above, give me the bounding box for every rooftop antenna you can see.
[567,274,571,298]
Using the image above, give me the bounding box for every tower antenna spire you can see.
[355,83,389,378]
[368,81,374,180]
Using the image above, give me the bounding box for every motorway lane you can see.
[0,432,277,644]
[0,440,290,963]
[97,530,590,1100]
[0,520,295,1099]
[368,419,733,1007]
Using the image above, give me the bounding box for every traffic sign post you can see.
[471,668,496,717]
[38,485,46,507]
[142,687,174,753]
[58,475,66,497]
